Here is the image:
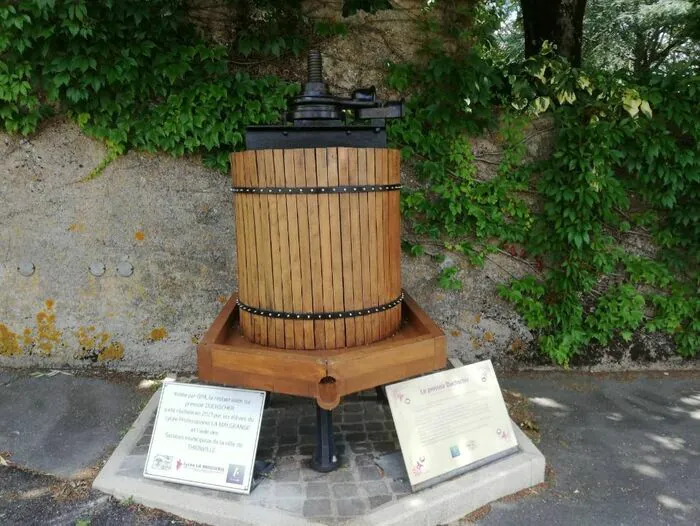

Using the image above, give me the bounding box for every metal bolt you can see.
[89,262,106,277]
[116,261,134,277]
[307,49,323,83]
[17,261,35,277]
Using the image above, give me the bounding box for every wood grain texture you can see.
[268,150,285,347]
[326,148,346,347]
[274,149,294,349]
[243,151,261,343]
[348,148,365,346]
[284,149,305,348]
[231,147,401,350]
[197,292,447,409]
[294,149,315,349]
[315,148,336,349]
[338,148,356,347]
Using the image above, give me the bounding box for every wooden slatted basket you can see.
[231,147,402,350]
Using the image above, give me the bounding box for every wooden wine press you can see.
[197,50,446,472]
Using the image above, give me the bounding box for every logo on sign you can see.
[226,464,246,485]
[449,445,461,458]
[496,427,509,440]
[150,454,173,471]
[411,456,428,476]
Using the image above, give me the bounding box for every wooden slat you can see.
[384,148,394,334]
[338,148,355,347]
[378,148,391,338]
[372,148,385,340]
[209,344,327,382]
[254,150,270,346]
[231,154,249,338]
[305,148,325,349]
[274,150,294,349]
[366,149,379,343]
[265,150,284,348]
[389,149,402,331]
[348,148,365,346]
[295,149,315,349]
[327,148,345,348]
[357,148,372,344]
[284,150,305,349]
[315,148,336,349]
[243,151,262,343]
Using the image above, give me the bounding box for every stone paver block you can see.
[369,495,393,509]
[337,498,368,517]
[358,466,383,481]
[305,482,330,499]
[303,499,332,518]
[275,484,303,498]
[361,481,390,497]
[332,483,359,499]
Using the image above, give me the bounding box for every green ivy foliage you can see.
[388,39,699,363]
[230,0,308,58]
[0,0,297,171]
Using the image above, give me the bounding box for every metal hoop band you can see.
[237,292,404,320]
[230,184,401,195]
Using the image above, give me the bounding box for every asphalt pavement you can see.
[485,372,700,525]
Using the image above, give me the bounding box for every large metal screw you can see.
[307,50,322,83]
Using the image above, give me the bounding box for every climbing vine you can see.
[387,25,699,363]
[0,0,297,172]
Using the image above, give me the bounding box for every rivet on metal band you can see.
[237,292,404,320]
[229,184,402,195]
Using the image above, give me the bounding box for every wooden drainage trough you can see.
[197,50,446,472]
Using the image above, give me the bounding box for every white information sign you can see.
[386,360,518,491]
[144,382,265,494]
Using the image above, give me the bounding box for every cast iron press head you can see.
[245,49,404,150]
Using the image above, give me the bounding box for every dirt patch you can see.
[461,503,492,523]
[50,475,95,502]
[503,389,540,441]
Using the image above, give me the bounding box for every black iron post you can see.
[311,405,339,472]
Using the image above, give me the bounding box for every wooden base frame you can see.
[197,292,446,410]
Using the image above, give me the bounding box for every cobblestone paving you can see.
[121,390,411,524]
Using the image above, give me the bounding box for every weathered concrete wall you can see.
[1,120,235,370]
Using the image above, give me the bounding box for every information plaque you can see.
[144,382,265,494]
[386,360,518,491]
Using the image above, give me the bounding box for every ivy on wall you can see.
[0,0,297,172]
[387,34,699,363]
